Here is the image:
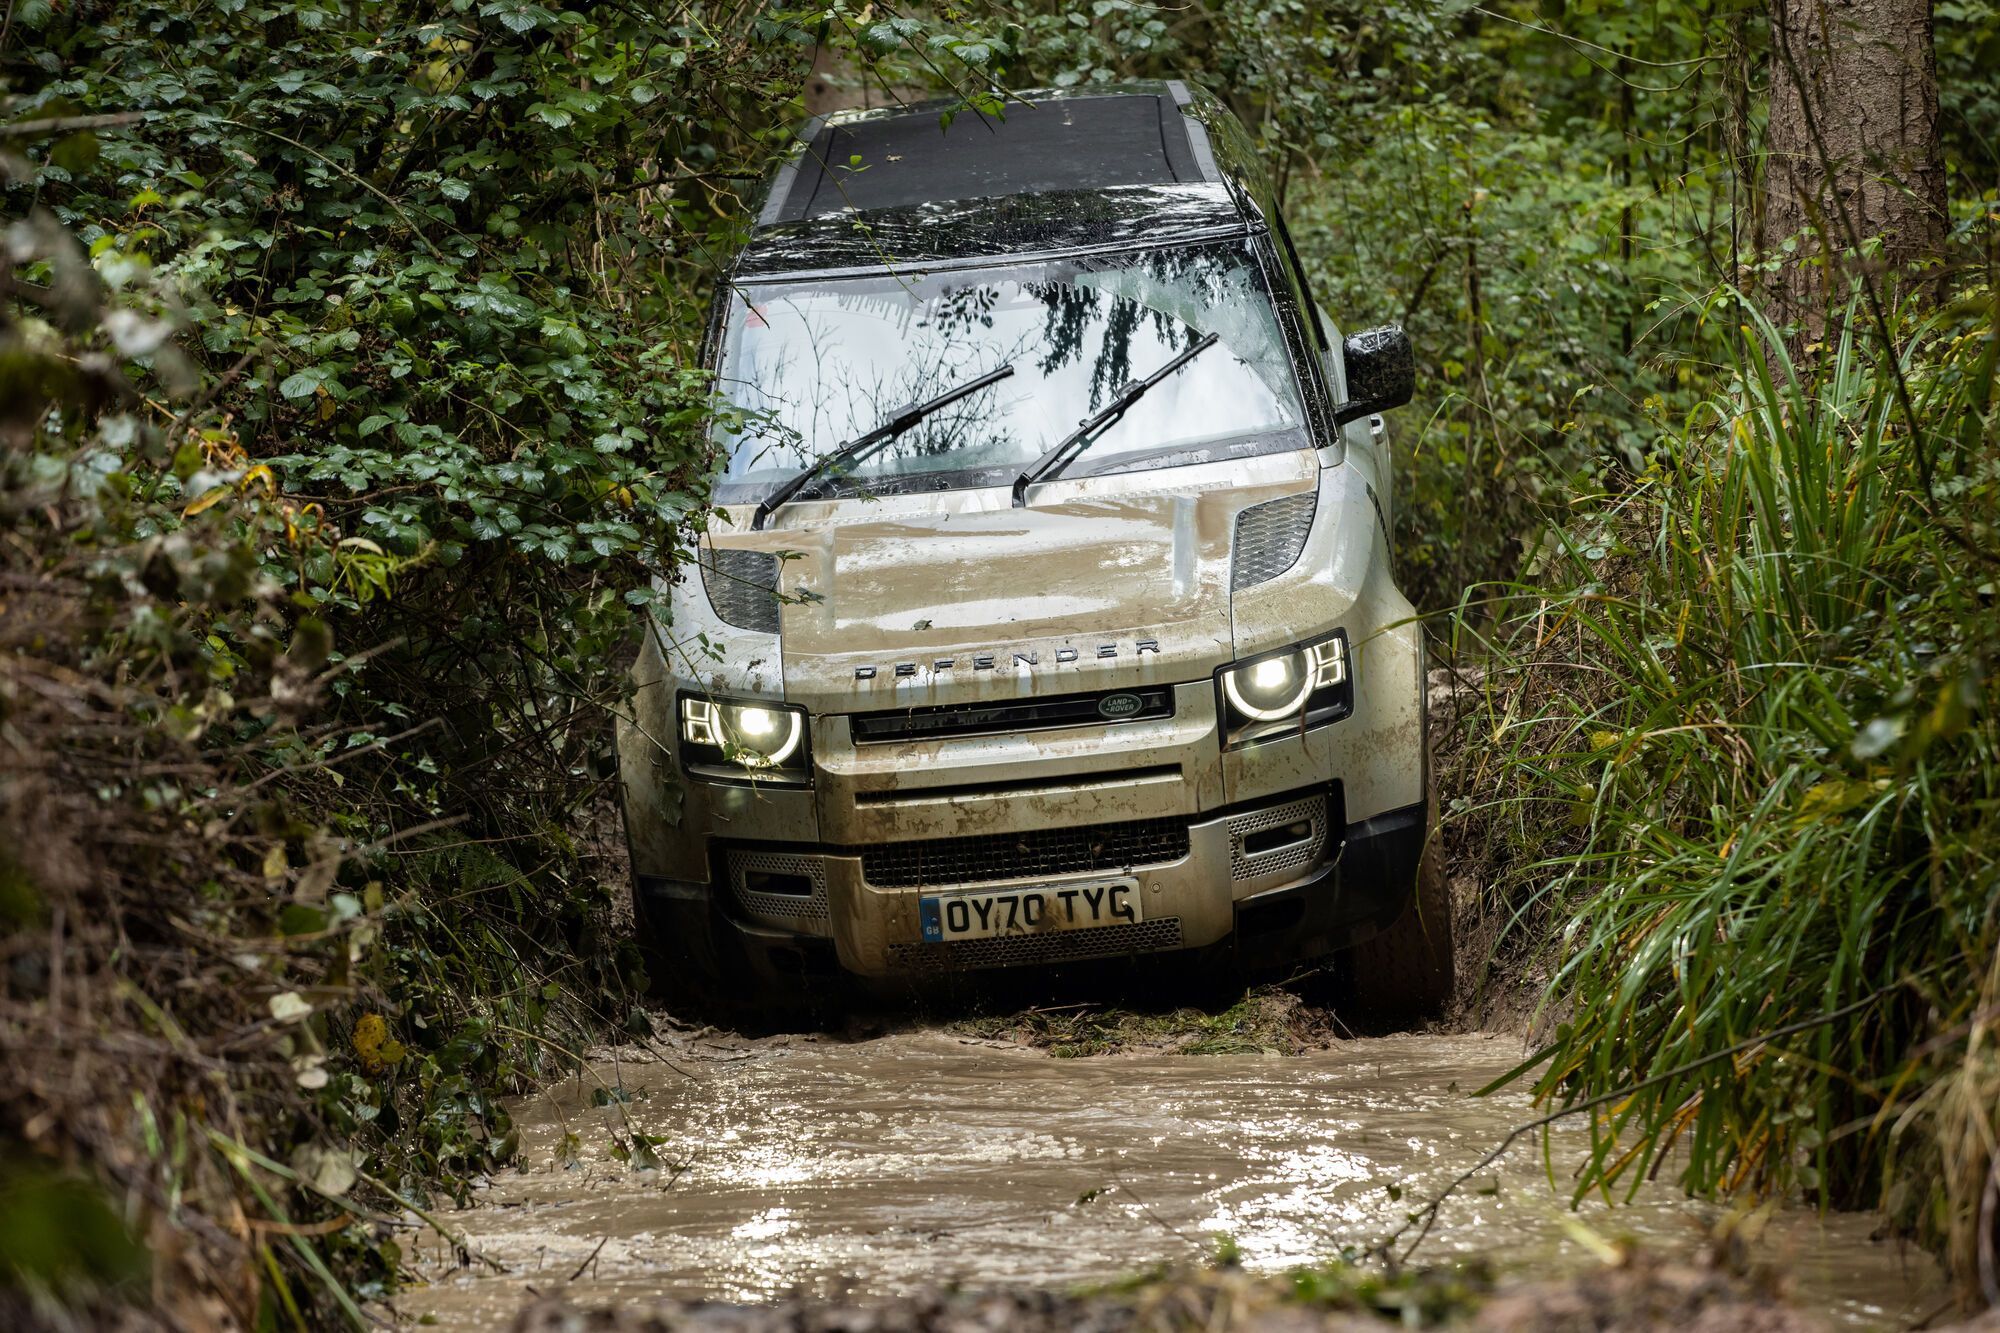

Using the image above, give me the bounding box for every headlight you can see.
[1216,630,1351,749]
[678,694,810,784]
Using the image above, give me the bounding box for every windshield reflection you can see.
[713,241,1307,503]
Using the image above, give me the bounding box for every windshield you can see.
[710,240,1311,503]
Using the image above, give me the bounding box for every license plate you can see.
[920,878,1142,943]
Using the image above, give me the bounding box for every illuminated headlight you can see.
[1216,631,1351,749]
[678,695,810,783]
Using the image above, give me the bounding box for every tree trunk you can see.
[1763,0,1947,339]
[1727,7,1764,289]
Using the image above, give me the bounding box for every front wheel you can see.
[1341,829,1454,1024]
[631,871,838,1031]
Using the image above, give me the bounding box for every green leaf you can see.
[48,131,99,173]
[278,903,327,936]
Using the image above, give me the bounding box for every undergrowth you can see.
[1451,268,2000,1296]
[0,208,636,1324]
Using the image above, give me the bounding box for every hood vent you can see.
[1231,493,1317,591]
[697,547,780,634]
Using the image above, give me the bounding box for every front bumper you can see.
[632,789,1425,983]
[620,625,1428,983]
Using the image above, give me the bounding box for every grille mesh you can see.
[861,818,1190,889]
[1226,794,1329,881]
[886,918,1184,972]
[1231,493,1317,591]
[726,849,830,932]
[698,547,780,633]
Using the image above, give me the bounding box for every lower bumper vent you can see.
[886,917,1184,973]
[1225,794,1330,882]
[726,849,830,932]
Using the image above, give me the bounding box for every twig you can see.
[1981,1154,1999,1308]
[566,1235,609,1282]
[357,1170,507,1274]
[1,112,152,138]
[1107,1172,1203,1253]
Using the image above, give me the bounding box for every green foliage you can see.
[0,1158,149,1303]
[1451,278,1999,1279]
[16,0,774,780]
[1938,1,2000,188]
[1296,105,1688,608]
[1,194,364,1323]
[1,0,885,1322]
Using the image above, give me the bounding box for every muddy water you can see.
[401,1030,1940,1328]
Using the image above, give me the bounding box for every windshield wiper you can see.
[1011,331,1219,507]
[750,363,1017,530]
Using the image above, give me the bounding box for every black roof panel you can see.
[771,92,1209,223]
[734,183,1247,281]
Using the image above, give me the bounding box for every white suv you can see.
[618,81,1451,1018]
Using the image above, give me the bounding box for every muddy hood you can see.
[771,489,1298,712]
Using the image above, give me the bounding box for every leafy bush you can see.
[0,0,870,1321]
[1293,102,1697,612]
[2,200,370,1322]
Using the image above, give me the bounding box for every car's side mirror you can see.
[1333,325,1414,426]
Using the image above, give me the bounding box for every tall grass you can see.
[1453,282,1999,1293]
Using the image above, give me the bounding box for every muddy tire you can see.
[1343,833,1454,1025]
[630,888,721,1004]
[631,882,821,1030]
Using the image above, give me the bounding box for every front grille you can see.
[886,918,1184,972]
[851,686,1173,744]
[1232,492,1317,590]
[698,547,780,633]
[860,817,1191,889]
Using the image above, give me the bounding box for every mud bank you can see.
[398,1024,1942,1329]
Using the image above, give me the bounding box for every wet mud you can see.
[401,1027,1941,1329]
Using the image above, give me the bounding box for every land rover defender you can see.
[617,82,1453,1016]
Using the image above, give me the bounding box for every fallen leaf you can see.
[269,991,312,1023]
